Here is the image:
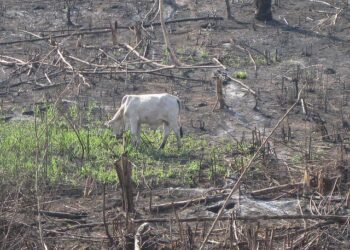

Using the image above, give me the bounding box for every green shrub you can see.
[234,71,248,79]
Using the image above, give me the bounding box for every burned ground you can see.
[1,0,350,249]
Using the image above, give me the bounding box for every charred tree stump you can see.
[159,0,182,66]
[110,20,118,45]
[134,223,160,250]
[255,0,273,21]
[115,153,134,213]
[212,72,226,111]
[133,21,142,46]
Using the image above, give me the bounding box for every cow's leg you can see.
[169,120,182,148]
[136,123,141,147]
[130,122,139,147]
[170,121,182,149]
[159,125,170,149]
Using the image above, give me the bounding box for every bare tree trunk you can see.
[65,0,74,26]
[110,20,118,45]
[115,153,134,213]
[224,0,234,20]
[159,0,182,66]
[212,76,226,111]
[255,0,272,21]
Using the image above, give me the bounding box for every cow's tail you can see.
[177,98,183,138]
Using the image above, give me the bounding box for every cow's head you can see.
[105,117,124,137]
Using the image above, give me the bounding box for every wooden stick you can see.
[57,49,90,87]
[150,194,226,213]
[227,75,257,97]
[212,58,227,70]
[122,43,168,68]
[110,20,118,45]
[159,0,182,66]
[35,210,87,220]
[78,64,220,75]
[251,182,304,196]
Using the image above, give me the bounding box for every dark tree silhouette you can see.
[255,0,272,21]
[224,0,234,20]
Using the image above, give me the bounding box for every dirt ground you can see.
[1,0,350,249]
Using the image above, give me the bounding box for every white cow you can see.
[106,93,183,149]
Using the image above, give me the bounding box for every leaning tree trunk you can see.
[255,0,272,21]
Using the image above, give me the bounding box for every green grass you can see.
[0,104,255,188]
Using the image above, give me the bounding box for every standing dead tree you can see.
[115,153,134,213]
[110,20,118,45]
[159,0,182,66]
[255,0,273,21]
[64,0,77,26]
[224,0,234,20]
[212,70,226,111]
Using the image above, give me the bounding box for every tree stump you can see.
[212,73,226,111]
[133,21,142,46]
[110,20,118,45]
[115,153,134,213]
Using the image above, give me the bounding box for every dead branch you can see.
[102,184,113,244]
[36,210,87,220]
[309,0,339,8]
[57,49,90,87]
[227,75,257,97]
[133,214,349,224]
[77,64,220,75]
[148,72,210,83]
[110,20,118,45]
[251,182,304,197]
[211,56,257,97]
[150,194,226,213]
[244,47,257,73]
[159,0,182,66]
[212,58,227,70]
[121,43,168,68]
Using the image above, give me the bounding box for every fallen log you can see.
[58,222,107,232]
[250,182,304,197]
[36,210,88,220]
[133,214,350,224]
[150,194,227,213]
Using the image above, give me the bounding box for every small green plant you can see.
[199,48,209,59]
[234,71,247,79]
[162,47,170,64]
[255,55,266,65]
[291,154,303,165]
